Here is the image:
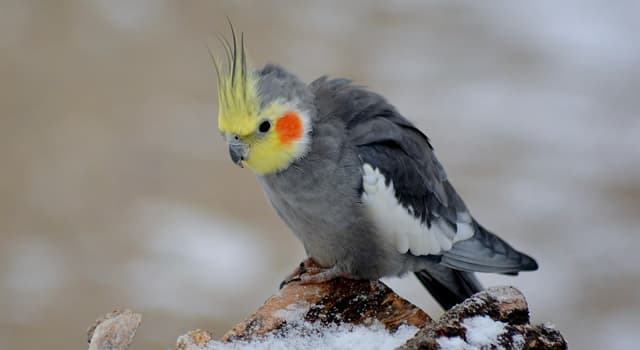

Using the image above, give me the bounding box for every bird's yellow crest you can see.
[211,25,311,175]
[211,28,259,136]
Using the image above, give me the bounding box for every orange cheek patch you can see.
[276,112,304,144]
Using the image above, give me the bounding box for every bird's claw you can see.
[279,276,301,289]
[279,258,322,289]
[279,258,359,288]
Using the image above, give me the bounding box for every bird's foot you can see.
[297,266,355,284]
[279,258,318,289]
[279,258,357,289]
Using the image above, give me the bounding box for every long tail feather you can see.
[415,264,484,310]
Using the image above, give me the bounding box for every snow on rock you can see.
[399,286,567,350]
[175,277,430,349]
[86,278,566,349]
[176,323,419,350]
[221,276,430,342]
[174,284,565,350]
[463,316,506,347]
[435,316,508,350]
[271,302,311,322]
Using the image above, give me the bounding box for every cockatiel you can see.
[213,30,537,309]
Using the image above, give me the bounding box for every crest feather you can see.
[211,21,259,135]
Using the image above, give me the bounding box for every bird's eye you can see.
[258,120,271,133]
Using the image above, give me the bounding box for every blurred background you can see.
[1,1,639,349]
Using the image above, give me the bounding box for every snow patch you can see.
[272,302,311,323]
[436,316,507,350]
[182,322,419,350]
[511,333,525,348]
[436,336,470,350]
[463,316,507,347]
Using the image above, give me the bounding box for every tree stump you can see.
[87,280,567,349]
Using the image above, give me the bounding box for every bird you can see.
[211,29,538,310]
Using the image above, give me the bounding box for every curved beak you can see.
[227,137,249,167]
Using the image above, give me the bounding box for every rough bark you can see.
[398,286,567,350]
[87,280,567,350]
[221,278,431,342]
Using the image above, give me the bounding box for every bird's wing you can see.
[355,120,537,273]
[319,84,537,273]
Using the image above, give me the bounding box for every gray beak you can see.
[227,137,248,167]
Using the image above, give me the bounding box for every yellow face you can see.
[213,32,310,175]
[219,99,310,175]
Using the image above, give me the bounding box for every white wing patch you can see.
[361,163,474,256]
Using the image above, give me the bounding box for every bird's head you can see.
[212,31,314,175]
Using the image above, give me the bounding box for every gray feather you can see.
[415,264,483,309]
[310,77,538,272]
[255,64,314,110]
[441,222,539,273]
[251,69,537,307]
